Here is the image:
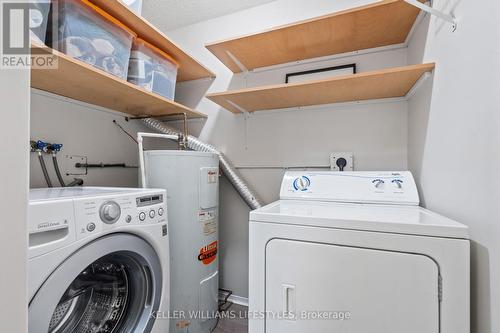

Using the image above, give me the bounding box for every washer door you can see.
[29,234,162,333]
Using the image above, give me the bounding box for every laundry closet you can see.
[1,1,499,333]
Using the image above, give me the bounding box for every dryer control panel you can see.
[281,171,419,205]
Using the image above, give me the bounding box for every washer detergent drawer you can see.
[265,239,439,333]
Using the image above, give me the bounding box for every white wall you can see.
[0,69,29,331]
[30,90,166,188]
[407,1,500,332]
[151,0,411,298]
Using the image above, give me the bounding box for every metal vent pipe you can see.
[142,118,263,210]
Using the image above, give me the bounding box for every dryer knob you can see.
[100,201,121,224]
[372,179,385,189]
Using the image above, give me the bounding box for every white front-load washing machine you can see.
[249,171,470,333]
[28,187,170,333]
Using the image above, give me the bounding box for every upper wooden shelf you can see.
[89,0,215,81]
[206,0,423,73]
[31,45,206,118]
[206,63,435,113]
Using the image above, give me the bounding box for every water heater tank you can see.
[143,150,219,333]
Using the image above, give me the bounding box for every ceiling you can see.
[142,0,277,31]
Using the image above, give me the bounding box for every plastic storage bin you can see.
[30,0,51,44]
[128,38,179,100]
[51,0,136,80]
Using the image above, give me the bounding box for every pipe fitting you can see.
[142,118,263,210]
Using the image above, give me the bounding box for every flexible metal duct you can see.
[142,118,263,210]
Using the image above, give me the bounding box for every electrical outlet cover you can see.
[330,152,354,171]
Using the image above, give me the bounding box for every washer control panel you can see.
[74,190,167,240]
[281,171,419,205]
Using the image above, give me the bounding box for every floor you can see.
[213,304,248,333]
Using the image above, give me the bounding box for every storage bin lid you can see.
[133,37,179,68]
[80,0,137,37]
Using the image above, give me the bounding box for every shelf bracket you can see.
[405,71,432,100]
[226,100,250,115]
[404,0,458,31]
[226,51,249,72]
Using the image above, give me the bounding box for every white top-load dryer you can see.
[28,187,170,333]
[249,171,469,333]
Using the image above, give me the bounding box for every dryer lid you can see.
[250,200,469,239]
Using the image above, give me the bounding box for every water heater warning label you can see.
[207,170,218,183]
[198,210,217,236]
[203,220,217,236]
[198,241,218,265]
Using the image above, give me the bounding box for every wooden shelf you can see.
[31,45,206,118]
[206,0,423,73]
[89,0,215,81]
[206,63,435,113]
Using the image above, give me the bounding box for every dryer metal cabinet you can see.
[249,171,470,333]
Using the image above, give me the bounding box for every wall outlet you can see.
[330,152,354,171]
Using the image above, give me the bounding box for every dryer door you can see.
[29,234,162,333]
[266,239,439,333]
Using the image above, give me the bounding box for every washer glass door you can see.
[29,234,162,333]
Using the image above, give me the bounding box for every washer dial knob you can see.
[100,201,121,224]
